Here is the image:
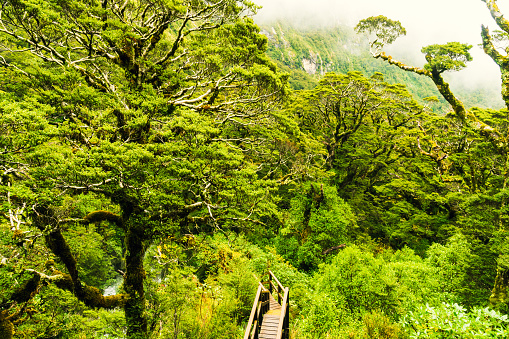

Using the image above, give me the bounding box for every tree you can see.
[0,98,56,339]
[0,1,290,338]
[276,183,355,271]
[481,0,509,109]
[288,71,456,247]
[294,71,424,171]
[355,16,472,120]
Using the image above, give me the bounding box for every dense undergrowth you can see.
[3,221,507,338]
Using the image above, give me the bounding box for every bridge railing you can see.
[276,286,289,339]
[244,271,289,339]
[267,270,284,304]
[268,270,289,339]
[243,282,270,339]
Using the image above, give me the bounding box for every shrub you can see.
[425,233,496,308]
[400,303,509,338]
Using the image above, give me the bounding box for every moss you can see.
[490,268,509,307]
[82,284,128,309]
[11,273,40,303]
[83,210,123,227]
[44,260,55,270]
[44,229,79,282]
[48,269,127,308]
[0,311,14,339]
[124,223,148,338]
[52,271,75,291]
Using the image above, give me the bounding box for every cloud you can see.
[253,0,506,92]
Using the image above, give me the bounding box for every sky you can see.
[252,0,508,92]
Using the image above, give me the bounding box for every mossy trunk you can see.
[501,67,509,110]
[124,220,148,339]
[430,70,467,120]
[480,25,509,110]
[491,153,509,309]
[0,312,13,339]
[490,268,509,308]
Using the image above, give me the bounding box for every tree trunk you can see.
[0,312,13,339]
[124,219,148,339]
[490,152,509,309]
[490,268,509,307]
[430,70,467,120]
[501,67,509,110]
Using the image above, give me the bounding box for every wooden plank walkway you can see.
[258,294,282,339]
[244,271,289,339]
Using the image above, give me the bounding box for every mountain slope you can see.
[259,21,504,112]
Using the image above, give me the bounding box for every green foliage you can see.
[64,223,120,289]
[141,233,278,338]
[425,234,496,308]
[361,311,408,339]
[0,1,293,337]
[299,293,342,337]
[2,1,509,337]
[292,245,446,338]
[400,303,509,338]
[276,183,356,271]
[311,246,442,322]
[15,285,126,339]
[422,42,473,74]
[288,70,459,251]
[355,15,407,52]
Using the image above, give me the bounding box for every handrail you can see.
[275,287,289,339]
[269,270,285,292]
[244,282,270,339]
[268,270,285,304]
[243,284,262,339]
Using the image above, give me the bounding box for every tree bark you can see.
[124,218,148,339]
[429,70,468,120]
[0,311,14,339]
[490,267,509,307]
[480,25,509,109]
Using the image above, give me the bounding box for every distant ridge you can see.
[258,20,504,112]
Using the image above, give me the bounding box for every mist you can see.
[253,0,508,96]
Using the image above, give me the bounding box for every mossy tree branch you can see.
[375,50,469,120]
[358,17,498,138]
[0,265,127,339]
[483,0,509,33]
[481,1,509,308]
[481,25,509,109]
[82,210,124,229]
[31,207,128,308]
[490,267,509,307]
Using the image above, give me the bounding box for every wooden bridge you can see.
[243,271,289,339]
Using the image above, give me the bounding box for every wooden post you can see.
[244,285,262,339]
[277,283,282,304]
[268,272,273,294]
[276,287,289,339]
[284,289,289,339]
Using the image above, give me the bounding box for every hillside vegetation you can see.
[260,21,504,112]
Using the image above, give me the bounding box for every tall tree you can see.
[355,16,472,121]
[481,0,509,109]
[0,1,289,338]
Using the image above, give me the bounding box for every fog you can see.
[253,0,508,93]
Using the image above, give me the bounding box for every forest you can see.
[0,0,508,338]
